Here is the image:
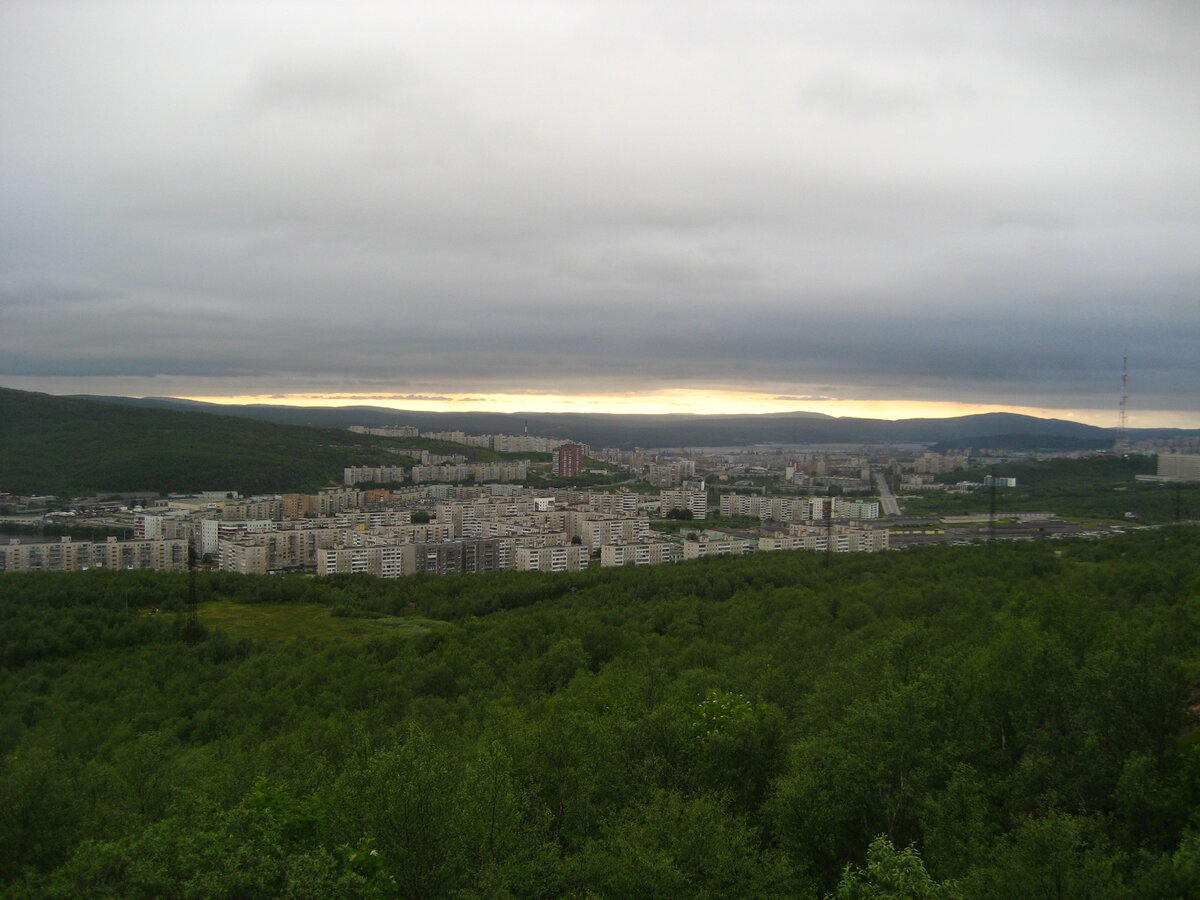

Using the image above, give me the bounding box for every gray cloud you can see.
[1,1,1197,422]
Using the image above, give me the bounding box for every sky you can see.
[2,1,1198,427]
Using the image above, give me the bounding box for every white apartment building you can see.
[645,460,696,487]
[410,462,529,483]
[315,545,408,577]
[221,498,285,521]
[1157,453,1200,482]
[659,489,708,520]
[592,492,637,516]
[335,510,414,528]
[0,537,188,573]
[772,524,890,553]
[682,538,753,559]
[339,523,458,545]
[490,434,567,453]
[600,542,680,567]
[344,466,408,486]
[719,494,879,522]
[565,512,650,548]
[218,526,343,573]
[836,499,880,519]
[134,510,190,540]
[200,519,275,557]
[349,425,420,438]
[309,488,365,517]
[513,544,590,573]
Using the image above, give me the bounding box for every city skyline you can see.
[2,2,1197,427]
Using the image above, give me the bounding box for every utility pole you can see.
[988,469,997,544]
[1116,356,1129,455]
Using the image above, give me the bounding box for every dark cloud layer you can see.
[2,1,1197,418]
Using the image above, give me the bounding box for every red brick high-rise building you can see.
[552,442,584,478]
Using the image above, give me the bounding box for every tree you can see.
[830,836,960,899]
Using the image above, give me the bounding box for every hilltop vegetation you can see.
[0,388,419,496]
[2,530,1198,897]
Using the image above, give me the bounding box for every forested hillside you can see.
[2,531,1199,897]
[0,388,415,495]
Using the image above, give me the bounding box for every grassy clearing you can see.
[200,599,448,642]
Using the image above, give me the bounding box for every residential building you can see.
[682,538,753,559]
[1157,453,1200,482]
[0,537,188,573]
[600,542,680,567]
[513,544,590,573]
[659,489,708,520]
[553,443,585,477]
[344,466,407,486]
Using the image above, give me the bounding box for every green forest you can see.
[2,529,1199,897]
[0,388,419,496]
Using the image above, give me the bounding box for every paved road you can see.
[874,472,902,516]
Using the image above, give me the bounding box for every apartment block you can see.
[583,490,638,516]
[410,462,528,483]
[553,443,585,477]
[348,425,420,438]
[218,526,342,573]
[199,519,275,557]
[307,488,365,517]
[335,510,414,528]
[600,542,680,567]
[513,544,590,573]
[134,511,189,540]
[316,537,510,578]
[222,498,285,521]
[776,524,889,553]
[565,512,650,548]
[719,494,879,522]
[0,537,188,573]
[1157,454,1200,482]
[983,475,1018,488]
[682,539,753,559]
[343,466,407,486]
[659,489,708,520]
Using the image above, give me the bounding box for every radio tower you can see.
[1116,356,1129,455]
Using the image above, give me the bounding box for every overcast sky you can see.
[2,1,1197,425]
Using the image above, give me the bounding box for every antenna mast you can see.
[1116,356,1129,454]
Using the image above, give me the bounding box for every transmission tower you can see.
[183,546,204,645]
[988,468,997,544]
[1116,356,1129,454]
[824,496,834,568]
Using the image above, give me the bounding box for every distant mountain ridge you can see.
[60,391,1167,449]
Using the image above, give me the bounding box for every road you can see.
[874,472,902,516]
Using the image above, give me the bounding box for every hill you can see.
[67,393,1142,448]
[0,388,418,496]
[1,530,1198,896]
